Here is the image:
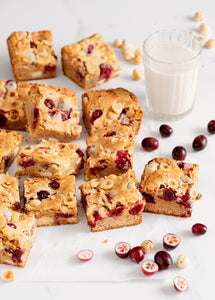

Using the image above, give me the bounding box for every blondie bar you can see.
[24,83,82,142]
[0,174,20,212]
[24,175,78,226]
[16,140,84,178]
[79,170,145,232]
[7,31,57,81]
[0,129,23,173]
[0,81,33,130]
[0,204,36,267]
[86,125,135,180]
[82,88,143,135]
[139,158,199,217]
[61,34,120,90]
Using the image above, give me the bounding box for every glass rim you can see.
[143,29,202,65]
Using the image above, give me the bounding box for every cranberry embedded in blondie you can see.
[86,124,135,180]
[16,140,84,178]
[24,83,82,142]
[79,170,145,232]
[0,129,23,173]
[61,34,120,90]
[82,88,143,135]
[0,204,36,267]
[24,175,78,226]
[7,31,57,81]
[139,158,200,217]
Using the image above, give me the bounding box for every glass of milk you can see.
[143,30,201,120]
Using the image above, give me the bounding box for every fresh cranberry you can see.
[44,64,56,73]
[159,124,173,137]
[162,188,177,201]
[141,137,159,151]
[115,242,131,258]
[0,110,7,127]
[13,201,21,211]
[105,193,113,202]
[19,159,36,169]
[33,108,39,129]
[154,251,173,270]
[37,190,50,200]
[192,135,208,151]
[115,150,130,170]
[142,192,155,204]
[44,98,55,109]
[93,211,103,222]
[207,120,215,134]
[4,155,11,168]
[48,180,60,190]
[129,246,145,263]
[178,194,191,208]
[99,63,112,80]
[90,109,103,124]
[192,223,207,235]
[90,163,108,175]
[172,146,187,160]
[163,233,181,250]
[55,213,74,219]
[30,41,37,48]
[7,223,17,229]
[108,206,124,217]
[129,203,144,215]
[87,44,94,54]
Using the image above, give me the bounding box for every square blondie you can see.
[139,158,200,217]
[61,34,120,90]
[79,170,145,232]
[0,129,23,173]
[24,175,78,226]
[0,80,33,130]
[86,124,135,180]
[24,83,82,142]
[0,174,21,212]
[82,88,143,135]
[16,140,84,178]
[0,204,36,267]
[7,31,57,81]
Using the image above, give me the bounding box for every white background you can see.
[0,0,215,299]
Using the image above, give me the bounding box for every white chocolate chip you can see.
[113,39,122,48]
[5,81,17,91]
[145,162,159,173]
[3,208,12,221]
[24,51,36,62]
[100,180,114,190]
[176,255,190,268]
[127,181,136,190]
[30,200,41,207]
[112,102,122,114]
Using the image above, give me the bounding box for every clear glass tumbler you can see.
[143,30,201,121]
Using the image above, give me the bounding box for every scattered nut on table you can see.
[205,39,215,49]
[176,255,190,268]
[199,23,210,34]
[132,69,143,80]
[194,11,204,22]
[2,270,15,282]
[113,39,122,48]
[141,240,154,253]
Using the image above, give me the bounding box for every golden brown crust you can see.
[82,88,143,135]
[61,34,120,90]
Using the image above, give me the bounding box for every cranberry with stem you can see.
[159,124,173,137]
[141,137,159,151]
[192,135,208,151]
[172,146,187,160]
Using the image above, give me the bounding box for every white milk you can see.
[144,44,199,118]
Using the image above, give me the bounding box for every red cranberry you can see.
[48,180,60,190]
[208,120,215,134]
[90,163,108,175]
[30,41,37,48]
[129,203,144,215]
[88,221,96,229]
[162,188,177,201]
[99,63,112,80]
[129,246,145,263]
[44,98,55,109]
[108,206,124,217]
[55,213,74,219]
[142,192,155,204]
[159,124,173,137]
[141,260,159,276]
[141,137,159,151]
[44,64,56,73]
[93,211,103,222]
[115,150,130,170]
[87,44,94,54]
[163,233,181,250]
[48,110,58,117]
[103,131,116,137]
[37,190,50,200]
[192,223,207,235]
[33,108,39,129]
[19,159,36,169]
[192,135,208,151]
[77,249,94,262]
[13,202,21,211]
[154,251,173,270]
[76,148,84,159]
[4,155,11,168]
[0,110,7,127]
[172,146,187,160]
[7,223,17,229]
[105,193,113,202]
[115,242,131,258]
[61,108,72,121]
[90,109,103,124]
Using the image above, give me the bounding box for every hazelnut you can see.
[199,23,210,34]
[113,39,122,48]
[141,240,154,253]
[132,69,143,80]
[176,254,190,268]
[194,11,204,21]
[2,270,15,282]
[205,39,215,49]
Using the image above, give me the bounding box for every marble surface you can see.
[0,0,215,299]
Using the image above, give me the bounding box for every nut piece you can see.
[198,37,204,46]
[205,39,215,49]
[113,39,122,48]
[2,270,15,282]
[199,23,210,34]
[100,179,114,190]
[176,255,190,268]
[194,11,204,21]
[141,240,154,253]
[132,69,143,80]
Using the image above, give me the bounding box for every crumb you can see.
[104,239,109,243]
[196,193,202,200]
[2,270,15,282]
